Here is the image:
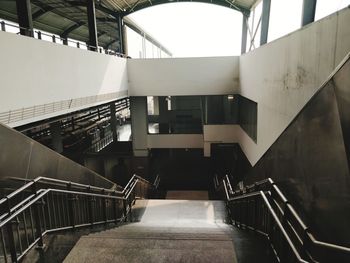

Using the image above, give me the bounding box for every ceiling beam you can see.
[67,1,124,17]
[32,6,54,20]
[60,22,84,37]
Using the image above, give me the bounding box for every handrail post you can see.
[123,199,128,222]
[5,198,18,262]
[87,186,94,227]
[31,183,44,249]
[113,191,118,224]
[67,183,76,229]
[1,21,5,32]
[101,189,107,224]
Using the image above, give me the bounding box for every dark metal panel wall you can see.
[0,123,115,189]
[333,59,350,170]
[238,62,350,246]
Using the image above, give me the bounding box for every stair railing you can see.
[0,174,158,263]
[221,176,350,263]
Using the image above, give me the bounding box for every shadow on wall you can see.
[234,55,350,247]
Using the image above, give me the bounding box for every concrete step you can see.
[64,199,274,263]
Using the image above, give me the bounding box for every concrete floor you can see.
[64,200,275,263]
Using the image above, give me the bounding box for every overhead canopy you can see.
[0,0,260,51]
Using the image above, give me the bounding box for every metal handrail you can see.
[220,176,350,262]
[0,174,159,262]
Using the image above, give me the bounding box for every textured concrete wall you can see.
[240,57,350,246]
[239,7,350,165]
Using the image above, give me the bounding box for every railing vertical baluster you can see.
[40,199,47,231]
[22,212,30,247]
[123,199,127,222]
[0,228,8,263]
[51,193,58,228]
[1,21,5,32]
[87,187,94,227]
[5,221,17,262]
[28,207,35,242]
[45,195,52,229]
[5,198,18,262]
[31,184,44,249]
[67,183,76,229]
[101,190,107,224]
[60,194,66,226]
[113,192,118,224]
[15,217,23,255]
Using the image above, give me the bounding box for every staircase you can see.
[64,199,274,263]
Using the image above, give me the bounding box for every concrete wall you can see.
[127,56,240,96]
[148,134,204,149]
[0,123,115,189]
[203,125,241,156]
[0,30,128,127]
[239,7,350,165]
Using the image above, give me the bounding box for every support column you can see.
[110,102,118,141]
[130,97,148,157]
[241,14,248,54]
[122,23,128,56]
[86,0,98,51]
[158,96,169,134]
[153,96,159,115]
[15,0,33,37]
[50,121,63,153]
[117,15,124,54]
[260,0,271,46]
[301,0,317,27]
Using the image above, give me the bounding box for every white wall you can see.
[128,56,240,96]
[239,7,350,165]
[148,134,204,149]
[0,31,128,127]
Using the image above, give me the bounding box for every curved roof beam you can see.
[60,22,84,38]
[32,6,55,20]
[106,39,117,49]
[124,0,250,16]
[68,1,125,17]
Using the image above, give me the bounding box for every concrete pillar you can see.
[130,97,148,157]
[50,121,63,153]
[110,102,118,141]
[241,14,248,54]
[260,0,271,46]
[158,96,169,134]
[153,96,159,115]
[301,0,317,26]
[15,0,33,37]
[122,24,128,56]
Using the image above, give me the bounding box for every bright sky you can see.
[128,0,350,58]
